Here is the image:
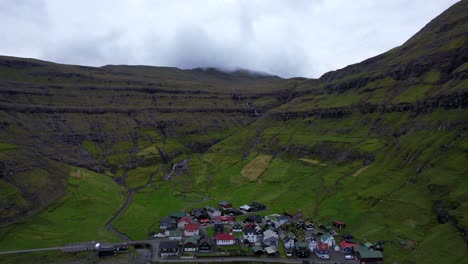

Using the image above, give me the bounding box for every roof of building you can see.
[184,223,199,232]
[160,217,174,226]
[243,229,256,235]
[339,240,359,249]
[199,236,211,244]
[216,233,235,241]
[295,241,308,249]
[286,232,297,239]
[178,216,192,223]
[252,245,264,253]
[264,246,277,254]
[356,246,383,259]
[317,243,329,251]
[321,233,334,241]
[219,201,231,206]
[169,230,181,237]
[170,212,185,218]
[184,237,198,246]
[160,241,179,249]
[333,220,345,225]
[364,242,374,248]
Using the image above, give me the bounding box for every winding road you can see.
[105,190,134,241]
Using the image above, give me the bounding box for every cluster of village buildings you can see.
[152,201,384,264]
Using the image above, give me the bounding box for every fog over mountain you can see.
[0,0,459,78]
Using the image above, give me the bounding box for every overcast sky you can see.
[0,0,459,78]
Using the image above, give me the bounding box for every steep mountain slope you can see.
[0,1,467,264]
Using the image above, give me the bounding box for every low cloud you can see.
[0,0,459,78]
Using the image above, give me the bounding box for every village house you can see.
[283,232,296,250]
[214,221,224,233]
[184,223,199,237]
[245,215,263,224]
[232,222,243,232]
[273,215,291,228]
[160,241,179,257]
[239,204,252,212]
[183,237,198,252]
[315,243,330,259]
[177,216,193,229]
[309,239,318,252]
[320,233,335,247]
[340,240,359,254]
[252,245,264,255]
[251,201,266,211]
[190,208,209,221]
[223,208,243,216]
[168,230,182,240]
[205,206,222,218]
[243,229,258,244]
[214,215,235,223]
[295,241,310,258]
[305,221,314,230]
[215,233,236,246]
[355,245,384,264]
[332,220,346,229]
[160,216,175,230]
[264,245,278,256]
[198,237,212,252]
[164,226,177,236]
[169,212,185,221]
[263,229,279,246]
[218,201,232,208]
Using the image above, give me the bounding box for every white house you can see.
[216,233,236,246]
[263,229,279,246]
[284,238,295,249]
[205,206,222,218]
[309,240,318,251]
[240,204,252,212]
[243,229,258,243]
[320,234,335,247]
[184,223,199,237]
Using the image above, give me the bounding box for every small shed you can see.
[332,220,346,229]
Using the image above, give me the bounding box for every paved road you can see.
[0,239,354,264]
[0,245,90,255]
[105,191,134,241]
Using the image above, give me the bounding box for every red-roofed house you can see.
[339,240,359,253]
[215,215,235,223]
[184,223,199,237]
[177,216,193,229]
[315,243,330,259]
[216,233,236,246]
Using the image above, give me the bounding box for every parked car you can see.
[344,254,354,260]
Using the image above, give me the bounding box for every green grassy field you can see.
[0,167,125,250]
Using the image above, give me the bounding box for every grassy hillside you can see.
[0,167,125,250]
[0,1,466,264]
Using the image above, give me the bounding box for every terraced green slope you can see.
[0,1,467,264]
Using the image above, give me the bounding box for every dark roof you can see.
[244,229,256,235]
[160,216,174,225]
[160,241,179,249]
[199,237,212,245]
[356,246,384,259]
